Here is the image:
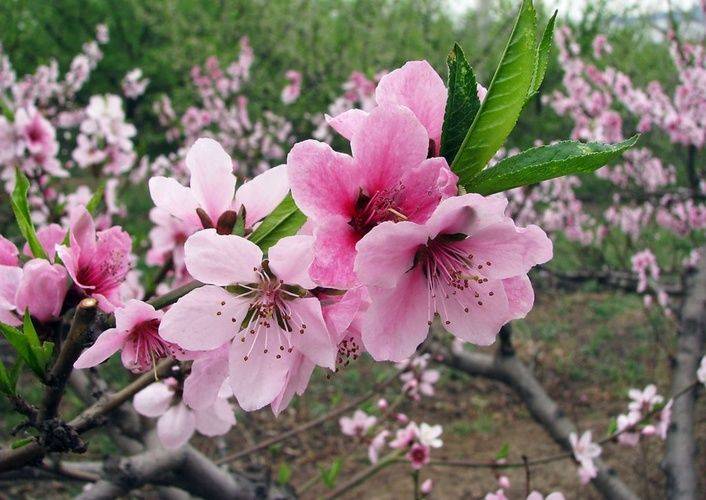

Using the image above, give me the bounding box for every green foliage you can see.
[528,10,557,100]
[11,169,48,260]
[277,463,292,485]
[0,358,22,396]
[0,313,54,380]
[451,0,537,187]
[249,194,306,253]
[440,44,480,165]
[468,136,639,195]
[319,458,342,489]
[495,442,510,460]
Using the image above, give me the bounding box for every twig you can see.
[40,298,98,422]
[216,371,397,464]
[147,280,202,310]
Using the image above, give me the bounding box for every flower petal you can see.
[133,382,174,417]
[288,297,336,369]
[194,398,236,436]
[186,138,237,223]
[442,279,509,346]
[287,139,359,220]
[235,164,289,228]
[503,275,535,320]
[351,105,428,194]
[354,221,428,289]
[268,235,315,289]
[157,403,196,450]
[149,176,200,225]
[362,267,430,362]
[184,229,262,286]
[309,217,360,289]
[271,354,315,416]
[325,109,369,140]
[74,328,129,369]
[396,157,449,223]
[375,61,447,152]
[183,347,229,410]
[159,285,250,351]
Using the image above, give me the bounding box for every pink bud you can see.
[498,475,511,489]
[396,413,409,424]
[377,398,388,410]
[421,478,434,495]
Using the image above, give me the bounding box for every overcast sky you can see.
[448,0,702,19]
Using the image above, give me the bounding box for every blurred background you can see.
[1,0,705,498]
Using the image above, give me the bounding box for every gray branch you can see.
[662,248,706,500]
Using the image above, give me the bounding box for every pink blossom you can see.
[14,259,67,323]
[56,206,132,313]
[281,70,302,104]
[0,236,18,266]
[390,422,419,449]
[420,478,434,495]
[569,430,601,484]
[355,193,552,361]
[159,231,335,412]
[628,384,663,413]
[23,224,66,261]
[288,105,455,288]
[122,68,149,99]
[74,300,182,373]
[0,264,22,326]
[657,399,673,439]
[527,492,565,500]
[698,356,706,386]
[133,379,236,450]
[616,412,640,447]
[339,409,377,437]
[407,443,430,469]
[485,489,509,500]
[327,61,447,155]
[368,429,389,464]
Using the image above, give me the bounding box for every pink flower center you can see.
[349,187,406,236]
[229,266,307,362]
[127,319,182,372]
[76,247,130,294]
[415,235,495,326]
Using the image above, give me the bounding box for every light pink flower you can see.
[339,409,377,437]
[74,299,182,373]
[628,384,663,413]
[281,70,302,104]
[421,479,434,496]
[527,492,565,500]
[418,422,443,448]
[327,61,447,154]
[133,379,236,450]
[368,429,389,464]
[355,193,552,361]
[616,412,640,447]
[390,422,419,449]
[14,259,67,323]
[159,231,336,412]
[149,139,288,233]
[24,224,66,261]
[570,430,601,484]
[485,489,509,500]
[0,264,22,326]
[657,399,673,439]
[56,206,132,313]
[288,105,455,288]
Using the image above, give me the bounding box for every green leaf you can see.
[11,169,48,260]
[0,321,42,378]
[0,359,12,395]
[451,0,537,187]
[528,10,557,100]
[86,183,105,214]
[496,442,510,460]
[22,311,40,349]
[11,437,34,449]
[320,458,342,488]
[606,418,618,437]
[440,43,480,165]
[277,463,292,485]
[468,136,639,195]
[249,194,307,252]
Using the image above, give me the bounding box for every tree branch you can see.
[40,298,98,422]
[662,248,705,500]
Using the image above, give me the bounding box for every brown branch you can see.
[662,247,706,500]
[0,359,177,473]
[40,298,98,422]
[430,329,639,500]
[216,371,398,464]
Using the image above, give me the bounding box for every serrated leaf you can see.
[277,463,292,485]
[496,442,510,460]
[249,194,306,252]
[468,136,639,195]
[440,43,480,165]
[11,169,48,260]
[451,0,537,187]
[528,10,557,100]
